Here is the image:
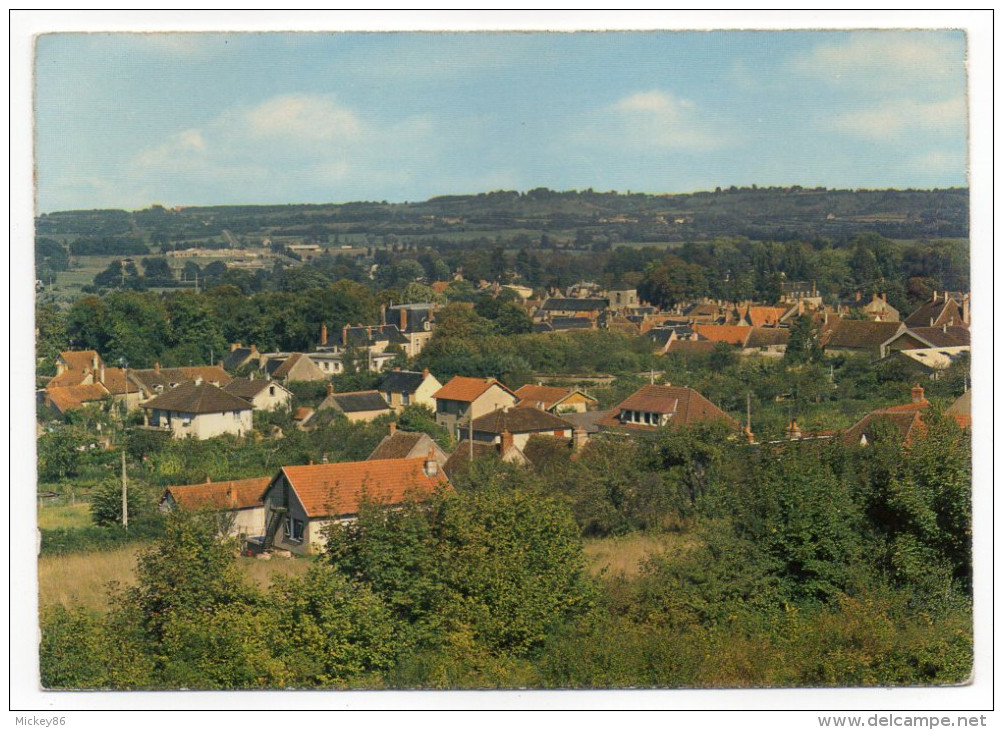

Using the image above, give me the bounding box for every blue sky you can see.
[34,30,968,212]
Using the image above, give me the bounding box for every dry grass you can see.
[38,544,142,613]
[583,531,703,579]
[38,545,315,613]
[37,502,92,531]
[238,553,314,590]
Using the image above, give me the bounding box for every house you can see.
[692,324,753,347]
[442,438,529,480]
[738,306,789,328]
[141,380,254,439]
[46,350,140,412]
[903,292,970,329]
[469,407,579,451]
[742,327,790,356]
[292,406,315,430]
[43,383,112,418]
[537,297,607,321]
[263,352,328,383]
[664,339,717,357]
[891,347,970,378]
[260,455,448,554]
[129,363,232,402]
[513,384,597,414]
[313,385,392,424]
[884,325,970,352]
[606,288,640,311]
[599,384,739,432]
[821,320,905,359]
[385,303,438,356]
[534,317,597,333]
[860,293,900,322]
[945,390,972,430]
[222,343,261,373]
[368,422,450,464]
[159,476,271,540]
[222,376,293,412]
[378,368,442,411]
[842,385,930,446]
[432,376,519,439]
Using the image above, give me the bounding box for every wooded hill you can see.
[36,187,968,245]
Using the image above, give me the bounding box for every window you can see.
[269,386,275,396]
[402,392,410,405]
[285,517,305,543]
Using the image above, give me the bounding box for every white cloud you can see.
[794,32,965,94]
[830,96,967,141]
[243,94,362,142]
[581,90,731,152]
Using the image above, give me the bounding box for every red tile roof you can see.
[45,384,110,413]
[600,384,739,430]
[278,457,449,518]
[163,476,271,511]
[58,350,101,372]
[693,324,752,346]
[514,384,572,409]
[664,339,717,356]
[432,376,514,403]
[744,306,788,328]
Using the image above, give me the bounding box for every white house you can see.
[141,380,254,439]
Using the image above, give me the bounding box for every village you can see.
[38,278,972,559]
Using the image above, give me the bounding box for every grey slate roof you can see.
[328,390,391,413]
[541,297,608,312]
[379,370,426,394]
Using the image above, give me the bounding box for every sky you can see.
[35,30,969,213]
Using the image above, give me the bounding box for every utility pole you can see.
[121,447,128,531]
[746,391,752,433]
[468,412,474,460]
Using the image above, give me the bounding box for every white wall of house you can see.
[250,384,293,412]
[412,375,442,409]
[151,408,253,439]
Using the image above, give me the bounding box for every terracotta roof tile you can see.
[279,457,449,518]
[693,324,752,346]
[822,320,904,349]
[45,384,110,413]
[601,384,739,430]
[433,376,514,402]
[664,339,717,356]
[163,476,271,511]
[745,306,788,328]
[514,384,572,408]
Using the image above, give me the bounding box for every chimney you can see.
[422,368,430,378]
[423,448,439,477]
[911,384,926,403]
[92,353,99,371]
[250,344,257,354]
[882,293,887,303]
[227,484,237,507]
[99,363,105,385]
[218,360,224,369]
[855,291,861,303]
[500,429,514,454]
[342,325,349,345]
[309,459,314,466]
[389,421,397,435]
[321,454,329,464]
[230,343,240,352]
[326,382,334,396]
[786,420,802,441]
[380,305,386,326]
[154,362,161,373]
[962,295,970,324]
[572,426,588,453]
[744,425,755,444]
[206,476,211,483]
[321,323,328,346]
[398,308,407,332]
[871,293,879,303]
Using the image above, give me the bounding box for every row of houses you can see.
[158,378,972,558]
